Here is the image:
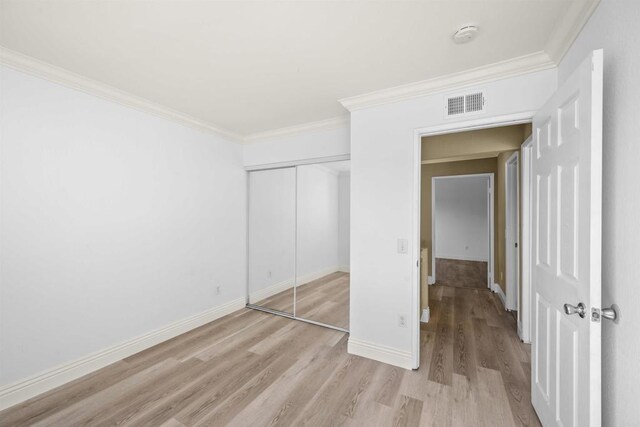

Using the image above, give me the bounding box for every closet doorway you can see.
[246,159,350,332]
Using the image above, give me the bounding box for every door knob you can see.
[601,304,620,323]
[564,302,586,318]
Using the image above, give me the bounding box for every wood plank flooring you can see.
[0,285,540,426]
[252,271,349,330]
[434,258,488,289]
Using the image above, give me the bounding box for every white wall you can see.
[338,173,351,270]
[297,164,340,281]
[0,66,247,386]
[243,124,350,167]
[434,176,489,262]
[558,1,640,424]
[349,68,556,365]
[247,168,296,300]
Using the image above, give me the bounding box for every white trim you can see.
[435,255,489,263]
[297,266,342,286]
[244,116,349,143]
[520,136,534,343]
[411,122,421,370]
[492,283,507,309]
[249,266,342,304]
[544,0,601,63]
[420,307,431,324]
[347,338,413,370]
[245,154,350,172]
[505,151,520,311]
[0,47,243,142]
[339,52,555,111]
[0,297,246,411]
[431,173,494,289]
[414,112,534,137]
[249,278,295,304]
[338,265,351,273]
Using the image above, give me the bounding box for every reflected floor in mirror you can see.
[252,272,349,330]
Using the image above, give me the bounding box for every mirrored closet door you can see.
[247,159,350,332]
[247,167,296,314]
[295,161,350,330]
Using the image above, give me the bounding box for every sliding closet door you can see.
[248,168,296,314]
[295,161,350,330]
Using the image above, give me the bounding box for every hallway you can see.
[415,285,540,426]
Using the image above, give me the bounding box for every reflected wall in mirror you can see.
[296,161,350,329]
[248,167,295,314]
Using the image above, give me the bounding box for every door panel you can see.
[531,49,602,426]
[247,168,296,314]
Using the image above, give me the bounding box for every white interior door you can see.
[531,49,603,426]
[506,153,519,310]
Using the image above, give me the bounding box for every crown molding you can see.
[544,0,601,63]
[0,47,243,142]
[339,0,601,112]
[244,115,349,143]
[339,51,555,112]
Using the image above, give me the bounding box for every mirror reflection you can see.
[248,167,296,313]
[247,160,350,331]
[295,161,350,330]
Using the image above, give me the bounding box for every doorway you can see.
[414,117,533,370]
[431,173,494,290]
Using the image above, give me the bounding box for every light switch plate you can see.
[397,238,408,254]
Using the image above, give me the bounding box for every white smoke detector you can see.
[452,25,479,44]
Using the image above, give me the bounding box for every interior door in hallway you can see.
[531,49,603,426]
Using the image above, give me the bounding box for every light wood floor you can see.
[252,271,349,330]
[0,285,540,426]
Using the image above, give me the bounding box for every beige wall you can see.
[422,124,526,162]
[496,150,517,293]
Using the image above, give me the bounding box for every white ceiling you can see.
[1,1,580,137]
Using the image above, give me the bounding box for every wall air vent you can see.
[444,90,485,118]
[447,96,465,116]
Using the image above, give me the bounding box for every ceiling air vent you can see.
[444,90,485,118]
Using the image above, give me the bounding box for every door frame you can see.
[505,151,520,312]
[411,111,534,369]
[431,173,494,289]
[520,135,533,343]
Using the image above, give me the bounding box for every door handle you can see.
[601,304,620,323]
[564,302,586,318]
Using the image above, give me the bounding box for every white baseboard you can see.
[338,265,350,273]
[249,278,294,303]
[0,297,246,411]
[249,266,342,303]
[435,255,490,263]
[492,283,507,309]
[298,266,340,286]
[427,276,435,285]
[347,337,413,370]
[420,307,430,323]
